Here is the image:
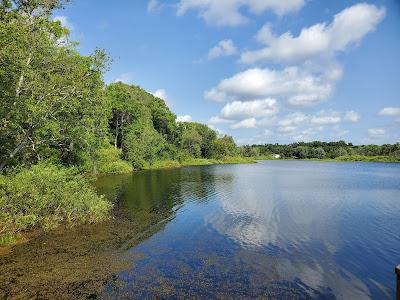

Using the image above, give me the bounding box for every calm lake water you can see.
[95,161,400,299]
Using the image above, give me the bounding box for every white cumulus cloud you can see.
[208,116,233,125]
[368,128,385,138]
[113,73,134,84]
[240,3,385,64]
[53,15,74,30]
[231,118,257,129]
[278,126,297,133]
[208,39,237,59]
[148,0,162,12]
[274,110,359,140]
[378,107,400,116]
[309,110,359,125]
[311,111,342,125]
[177,115,193,122]
[344,110,360,122]
[205,66,339,106]
[278,112,308,127]
[221,98,278,120]
[176,0,305,27]
[153,89,168,100]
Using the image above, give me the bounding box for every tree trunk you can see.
[0,130,32,172]
[14,53,32,105]
[114,117,119,149]
[120,115,125,150]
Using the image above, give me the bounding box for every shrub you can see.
[94,147,132,174]
[82,147,132,174]
[0,163,112,242]
[144,160,181,170]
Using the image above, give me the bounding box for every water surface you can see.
[96,161,400,299]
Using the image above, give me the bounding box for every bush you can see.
[94,147,132,174]
[144,160,182,170]
[0,163,112,242]
[82,147,132,174]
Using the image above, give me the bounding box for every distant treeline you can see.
[243,141,400,160]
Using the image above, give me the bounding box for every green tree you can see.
[150,97,177,142]
[125,122,166,169]
[241,145,259,157]
[214,135,238,158]
[313,147,326,159]
[0,3,109,171]
[181,127,202,158]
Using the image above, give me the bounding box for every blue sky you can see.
[54,0,400,145]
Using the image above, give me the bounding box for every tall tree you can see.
[0,2,109,171]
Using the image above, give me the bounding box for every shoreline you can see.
[256,157,400,164]
[1,156,397,248]
[91,156,399,179]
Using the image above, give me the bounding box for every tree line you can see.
[0,0,241,175]
[245,141,400,161]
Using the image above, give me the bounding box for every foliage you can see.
[82,146,132,174]
[0,2,237,174]
[0,163,112,241]
[144,157,256,170]
[104,83,235,169]
[240,145,259,157]
[125,123,167,169]
[143,160,182,170]
[176,122,218,158]
[0,4,110,171]
[214,135,239,158]
[335,155,400,163]
[251,141,400,161]
[180,126,202,158]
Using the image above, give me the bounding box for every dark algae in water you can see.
[0,171,178,300]
[0,214,173,299]
[1,162,400,299]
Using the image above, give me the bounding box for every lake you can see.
[95,160,400,299]
[1,160,399,299]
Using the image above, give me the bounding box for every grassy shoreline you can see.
[84,155,400,177]
[143,157,257,170]
[255,155,400,163]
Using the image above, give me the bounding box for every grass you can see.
[144,157,257,170]
[256,155,400,163]
[0,233,20,246]
[335,155,400,163]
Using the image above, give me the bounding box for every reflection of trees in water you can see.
[96,166,233,218]
[179,166,232,203]
[96,170,184,220]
